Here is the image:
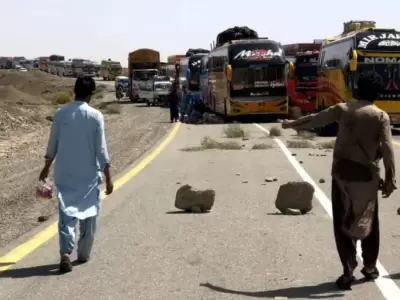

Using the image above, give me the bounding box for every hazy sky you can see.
[1,0,398,67]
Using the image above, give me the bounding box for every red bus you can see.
[283,43,321,114]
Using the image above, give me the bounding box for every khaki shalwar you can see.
[288,101,396,276]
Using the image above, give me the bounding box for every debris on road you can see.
[397,208,400,215]
[37,216,49,222]
[265,178,274,182]
[251,143,273,150]
[242,180,248,183]
[286,140,314,148]
[175,184,215,212]
[223,124,248,138]
[275,181,314,214]
[269,126,282,137]
[319,179,326,183]
[181,136,242,152]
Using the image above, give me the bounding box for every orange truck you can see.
[128,48,160,102]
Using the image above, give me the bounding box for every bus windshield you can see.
[110,64,122,70]
[355,63,400,96]
[231,65,286,97]
[132,70,158,80]
[187,55,204,91]
[294,65,317,82]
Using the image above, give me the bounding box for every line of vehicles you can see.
[1,55,123,81]
[37,55,123,80]
[124,20,400,136]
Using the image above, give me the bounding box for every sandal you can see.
[335,274,355,290]
[361,267,379,280]
[59,255,73,274]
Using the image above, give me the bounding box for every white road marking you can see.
[254,123,400,300]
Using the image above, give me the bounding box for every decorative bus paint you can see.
[128,49,160,102]
[316,26,400,135]
[205,39,288,117]
[39,57,50,72]
[282,43,321,114]
[179,53,209,101]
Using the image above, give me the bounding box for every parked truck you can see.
[100,59,122,80]
[128,48,160,102]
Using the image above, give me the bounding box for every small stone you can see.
[242,180,248,183]
[242,144,246,147]
[299,161,303,164]
[242,137,249,141]
[38,216,49,222]
[309,152,315,156]
[291,153,297,156]
[316,154,320,156]
[176,181,181,184]
[261,183,267,185]
[319,179,325,183]
[397,208,400,215]
[190,206,202,213]
[273,178,278,182]
[236,173,240,176]
[265,178,274,182]
[320,154,327,156]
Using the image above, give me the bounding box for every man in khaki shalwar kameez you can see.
[282,71,396,290]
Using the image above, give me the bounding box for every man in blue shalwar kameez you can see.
[39,76,114,273]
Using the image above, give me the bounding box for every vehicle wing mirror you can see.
[226,64,232,81]
[349,50,358,72]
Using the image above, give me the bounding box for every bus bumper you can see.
[389,113,400,126]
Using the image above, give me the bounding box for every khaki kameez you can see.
[288,101,396,275]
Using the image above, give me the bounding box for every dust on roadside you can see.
[0,71,170,247]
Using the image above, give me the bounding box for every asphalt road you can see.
[1,123,400,300]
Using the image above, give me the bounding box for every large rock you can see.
[275,181,314,214]
[175,184,215,212]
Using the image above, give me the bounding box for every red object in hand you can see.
[36,182,53,200]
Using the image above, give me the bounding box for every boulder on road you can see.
[275,181,314,214]
[175,184,215,212]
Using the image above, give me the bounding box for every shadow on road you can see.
[383,272,400,280]
[0,261,83,278]
[166,210,210,214]
[199,281,348,299]
[0,264,61,278]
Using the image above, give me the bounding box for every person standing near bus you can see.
[168,83,180,122]
[282,71,396,290]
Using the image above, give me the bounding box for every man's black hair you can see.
[357,71,382,102]
[74,76,96,99]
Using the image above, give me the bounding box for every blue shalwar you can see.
[46,101,110,258]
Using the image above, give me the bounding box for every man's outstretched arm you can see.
[283,104,342,130]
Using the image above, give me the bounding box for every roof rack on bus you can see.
[367,28,397,32]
